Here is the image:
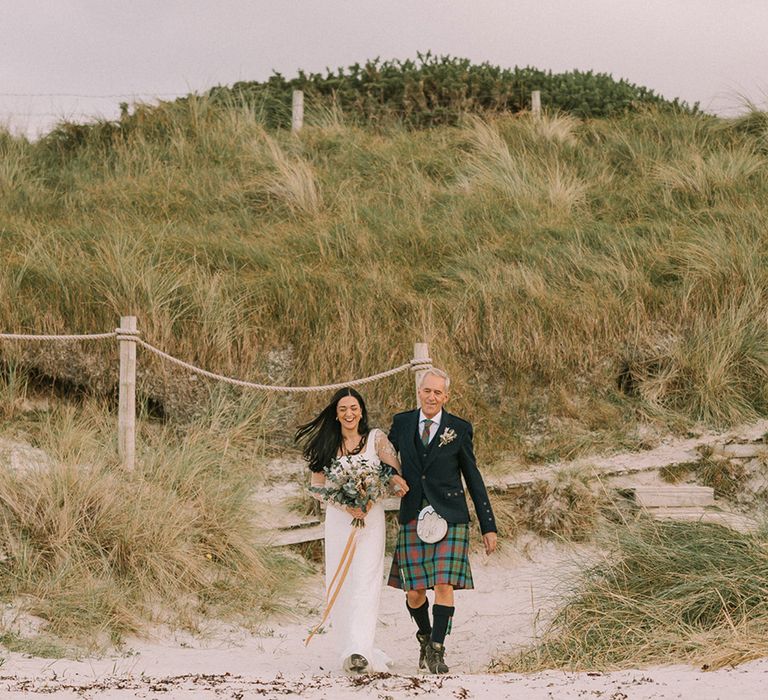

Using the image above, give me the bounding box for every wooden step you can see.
[266,498,402,546]
[712,443,767,459]
[623,485,715,508]
[649,507,757,533]
[381,497,400,511]
[267,523,324,546]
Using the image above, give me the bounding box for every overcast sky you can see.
[2,0,767,138]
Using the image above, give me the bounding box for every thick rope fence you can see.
[134,337,426,392]
[1,316,433,471]
[0,332,117,341]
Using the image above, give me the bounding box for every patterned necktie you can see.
[421,419,433,446]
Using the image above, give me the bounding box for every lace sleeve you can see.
[309,471,326,502]
[375,429,401,474]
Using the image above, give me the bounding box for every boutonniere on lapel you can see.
[438,427,457,447]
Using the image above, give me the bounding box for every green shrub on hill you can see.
[30,54,695,157]
[207,53,694,128]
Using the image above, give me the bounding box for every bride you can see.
[296,387,408,673]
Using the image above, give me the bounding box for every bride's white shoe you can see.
[343,653,369,674]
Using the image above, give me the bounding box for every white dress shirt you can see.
[418,409,442,444]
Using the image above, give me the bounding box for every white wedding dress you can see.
[322,428,391,672]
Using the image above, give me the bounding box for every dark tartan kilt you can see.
[388,519,474,591]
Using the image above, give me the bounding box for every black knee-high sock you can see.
[406,599,431,635]
[431,604,455,645]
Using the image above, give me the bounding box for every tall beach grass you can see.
[2,99,768,460]
[498,520,768,672]
[0,389,306,647]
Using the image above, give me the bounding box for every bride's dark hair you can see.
[295,387,370,473]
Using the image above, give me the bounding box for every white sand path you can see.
[2,540,767,699]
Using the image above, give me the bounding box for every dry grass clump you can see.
[619,294,768,426]
[497,520,768,672]
[658,460,700,484]
[527,112,581,146]
[0,129,48,213]
[684,445,750,500]
[653,145,764,200]
[484,489,525,542]
[517,470,604,541]
[490,469,605,543]
[697,456,749,499]
[461,115,587,216]
[257,133,323,218]
[0,362,30,423]
[0,402,305,647]
[724,106,768,155]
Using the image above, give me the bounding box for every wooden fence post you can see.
[531,90,542,120]
[292,90,304,133]
[413,342,431,408]
[118,315,137,471]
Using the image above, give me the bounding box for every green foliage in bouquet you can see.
[309,457,392,527]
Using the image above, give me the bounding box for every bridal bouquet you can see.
[310,457,392,528]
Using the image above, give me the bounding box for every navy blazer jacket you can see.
[388,409,497,535]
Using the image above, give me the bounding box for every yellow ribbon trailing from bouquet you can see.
[304,528,358,646]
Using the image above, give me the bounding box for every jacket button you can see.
[421,476,426,480]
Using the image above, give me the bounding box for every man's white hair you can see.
[419,367,451,391]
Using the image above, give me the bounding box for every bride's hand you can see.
[346,506,366,519]
[391,474,409,498]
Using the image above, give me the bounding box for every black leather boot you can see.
[425,641,449,674]
[416,632,431,670]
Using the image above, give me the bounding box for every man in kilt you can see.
[387,368,497,674]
